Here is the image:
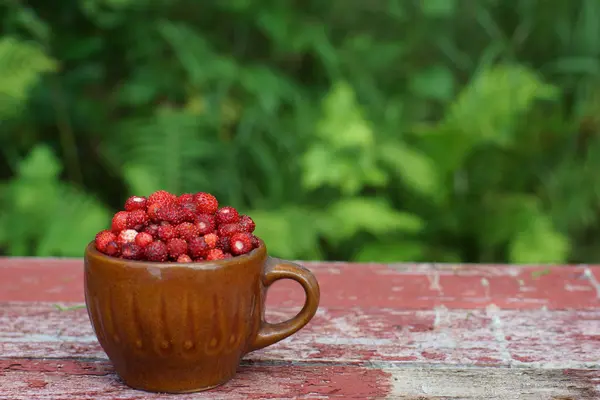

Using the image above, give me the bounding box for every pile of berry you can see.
[94,190,259,262]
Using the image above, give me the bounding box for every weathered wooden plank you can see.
[1,303,599,368]
[0,359,598,399]
[1,258,599,309]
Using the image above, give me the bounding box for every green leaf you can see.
[35,186,112,257]
[302,146,387,195]
[444,64,559,147]
[317,81,374,148]
[250,207,322,260]
[409,65,455,101]
[508,214,570,264]
[378,142,440,197]
[420,0,457,17]
[320,198,424,243]
[0,37,56,119]
[103,107,218,195]
[302,81,388,194]
[17,144,62,180]
[354,241,426,262]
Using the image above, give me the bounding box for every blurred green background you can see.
[1,0,600,264]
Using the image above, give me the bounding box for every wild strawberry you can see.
[230,232,253,255]
[239,215,256,232]
[206,248,225,261]
[135,232,154,248]
[124,196,147,211]
[188,237,210,258]
[194,192,218,214]
[216,235,231,253]
[117,229,138,244]
[251,234,260,248]
[145,240,168,262]
[147,202,162,222]
[105,241,121,257]
[111,211,129,233]
[196,214,216,235]
[176,222,199,241]
[177,254,193,263]
[127,209,148,229]
[122,243,143,260]
[204,233,218,248]
[215,206,240,225]
[167,238,188,259]
[144,223,159,238]
[180,206,196,222]
[157,204,185,225]
[148,190,177,206]
[178,193,194,205]
[181,201,198,214]
[158,223,176,241]
[95,230,117,252]
[218,223,242,238]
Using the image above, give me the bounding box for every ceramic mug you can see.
[83,239,320,393]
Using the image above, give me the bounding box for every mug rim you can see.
[84,237,267,270]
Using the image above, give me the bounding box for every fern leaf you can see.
[102,107,222,195]
[0,37,56,120]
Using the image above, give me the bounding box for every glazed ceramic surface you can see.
[83,240,320,393]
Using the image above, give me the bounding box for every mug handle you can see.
[248,257,320,352]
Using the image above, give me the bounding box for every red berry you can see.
[95,230,117,252]
[127,209,148,229]
[180,205,196,222]
[176,222,199,241]
[156,204,185,225]
[206,248,225,260]
[117,229,138,244]
[204,233,218,248]
[181,201,198,215]
[194,257,205,262]
[167,238,188,259]
[223,252,233,259]
[135,232,154,248]
[148,190,177,206]
[178,193,194,205]
[194,192,218,214]
[144,224,159,238]
[239,215,256,232]
[196,214,216,235]
[147,203,162,222]
[177,254,193,263]
[215,206,240,225]
[251,234,260,248]
[188,237,210,258]
[230,232,253,255]
[122,243,143,260]
[124,196,147,211]
[145,241,168,262]
[105,241,121,257]
[111,211,129,232]
[218,223,242,237]
[158,223,176,241]
[216,236,231,253]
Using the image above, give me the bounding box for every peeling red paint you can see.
[0,360,392,399]
[1,258,599,398]
[1,259,599,309]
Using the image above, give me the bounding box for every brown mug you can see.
[83,239,320,393]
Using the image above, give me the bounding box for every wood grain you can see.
[1,259,599,398]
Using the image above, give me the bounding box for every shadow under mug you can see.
[83,239,320,393]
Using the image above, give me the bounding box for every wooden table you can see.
[1,259,599,399]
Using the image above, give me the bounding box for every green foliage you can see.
[1,0,600,264]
